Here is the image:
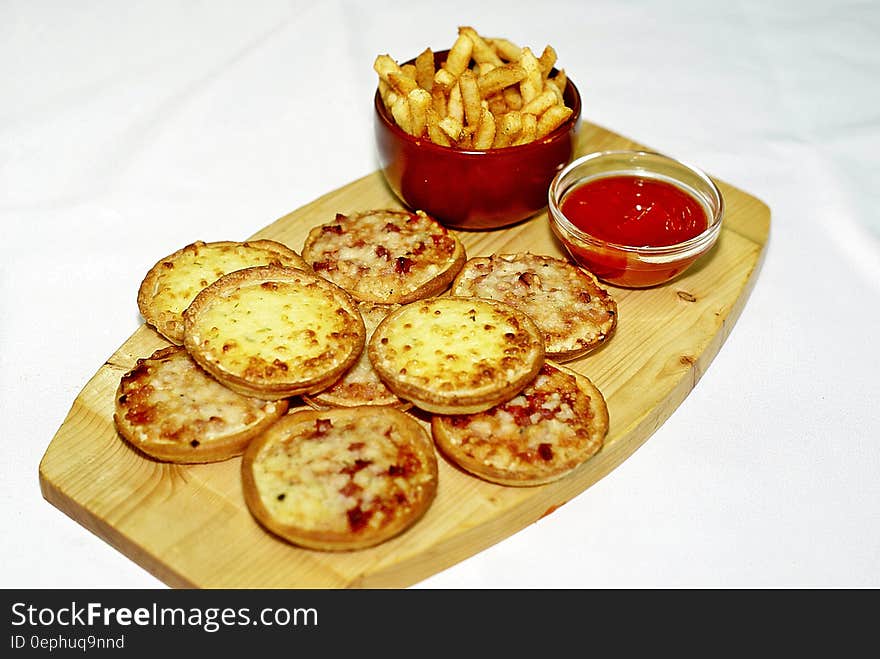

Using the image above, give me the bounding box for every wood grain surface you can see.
[38,121,770,588]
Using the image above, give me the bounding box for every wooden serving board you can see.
[39,122,770,588]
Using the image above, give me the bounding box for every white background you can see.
[2,0,878,589]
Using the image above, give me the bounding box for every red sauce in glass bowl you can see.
[548,151,724,288]
[559,175,709,247]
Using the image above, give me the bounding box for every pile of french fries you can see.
[375,27,573,150]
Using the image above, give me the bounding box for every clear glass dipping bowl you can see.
[547,150,724,288]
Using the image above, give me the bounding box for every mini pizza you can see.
[368,296,545,415]
[113,345,288,463]
[138,239,309,344]
[431,360,609,486]
[241,406,438,551]
[303,302,410,410]
[300,209,466,304]
[450,253,618,361]
[183,265,365,400]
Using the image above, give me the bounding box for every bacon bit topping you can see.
[340,458,372,475]
[339,481,362,498]
[538,443,554,461]
[315,418,333,434]
[375,245,391,260]
[321,224,344,234]
[347,505,373,532]
[412,241,427,255]
[384,222,401,232]
[394,256,414,274]
[578,291,593,304]
[348,441,365,451]
[312,260,333,272]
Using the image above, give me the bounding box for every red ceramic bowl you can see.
[374,50,582,230]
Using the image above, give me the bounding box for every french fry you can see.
[438,115,464,142]
[492,111,522,148]
[518,47,543,105]
[378,79,399,110]
[550,69,567,98]
[408,88,432,138]
[521,89,558,117]
[477,62,527,98]
[488,37,522,62]
[486,93,509,116]
[473,106,496,150]
[414,48,435,91]
[460,26,504,67]
[426,108,452,146]
[374,54,401,81]
[534,104,573,139]
[388,71,419,96]
[445,33,474,78]
[457,125,475,150]
[433,67,457,92]
[514,112,537,145]
[390,95,413,135]
[502,85,523,110]
[554,70,567,90]
[447,81,464,124]
[431,86,448,117]
[459,69,482,127]
[544,77,564,104]
[537,45,558,76]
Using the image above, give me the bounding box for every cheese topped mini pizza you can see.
[368,296,545,415]
[451,253,618,361]
[241,406,438,551]
[303,302,409,410]
[431,360,609,486]
[183,265,365,400]
[137,239,309,344]
[301,209,466,303]
[113,345,288,463]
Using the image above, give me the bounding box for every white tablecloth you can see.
[3,0,878,589]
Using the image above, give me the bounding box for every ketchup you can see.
[559,175,708,247]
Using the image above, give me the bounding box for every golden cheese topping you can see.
[242,406,438,551]
[183,265,365,400]
[113,346,288,463]
[304,302,408,409]
[431,361,608,486]
[138,239,309,344]
[368,296,545,414]
[451,253,618,361]
[301,209,466,303]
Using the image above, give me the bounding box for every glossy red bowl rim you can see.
[547,149,725,259]
[374,51,582,157]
